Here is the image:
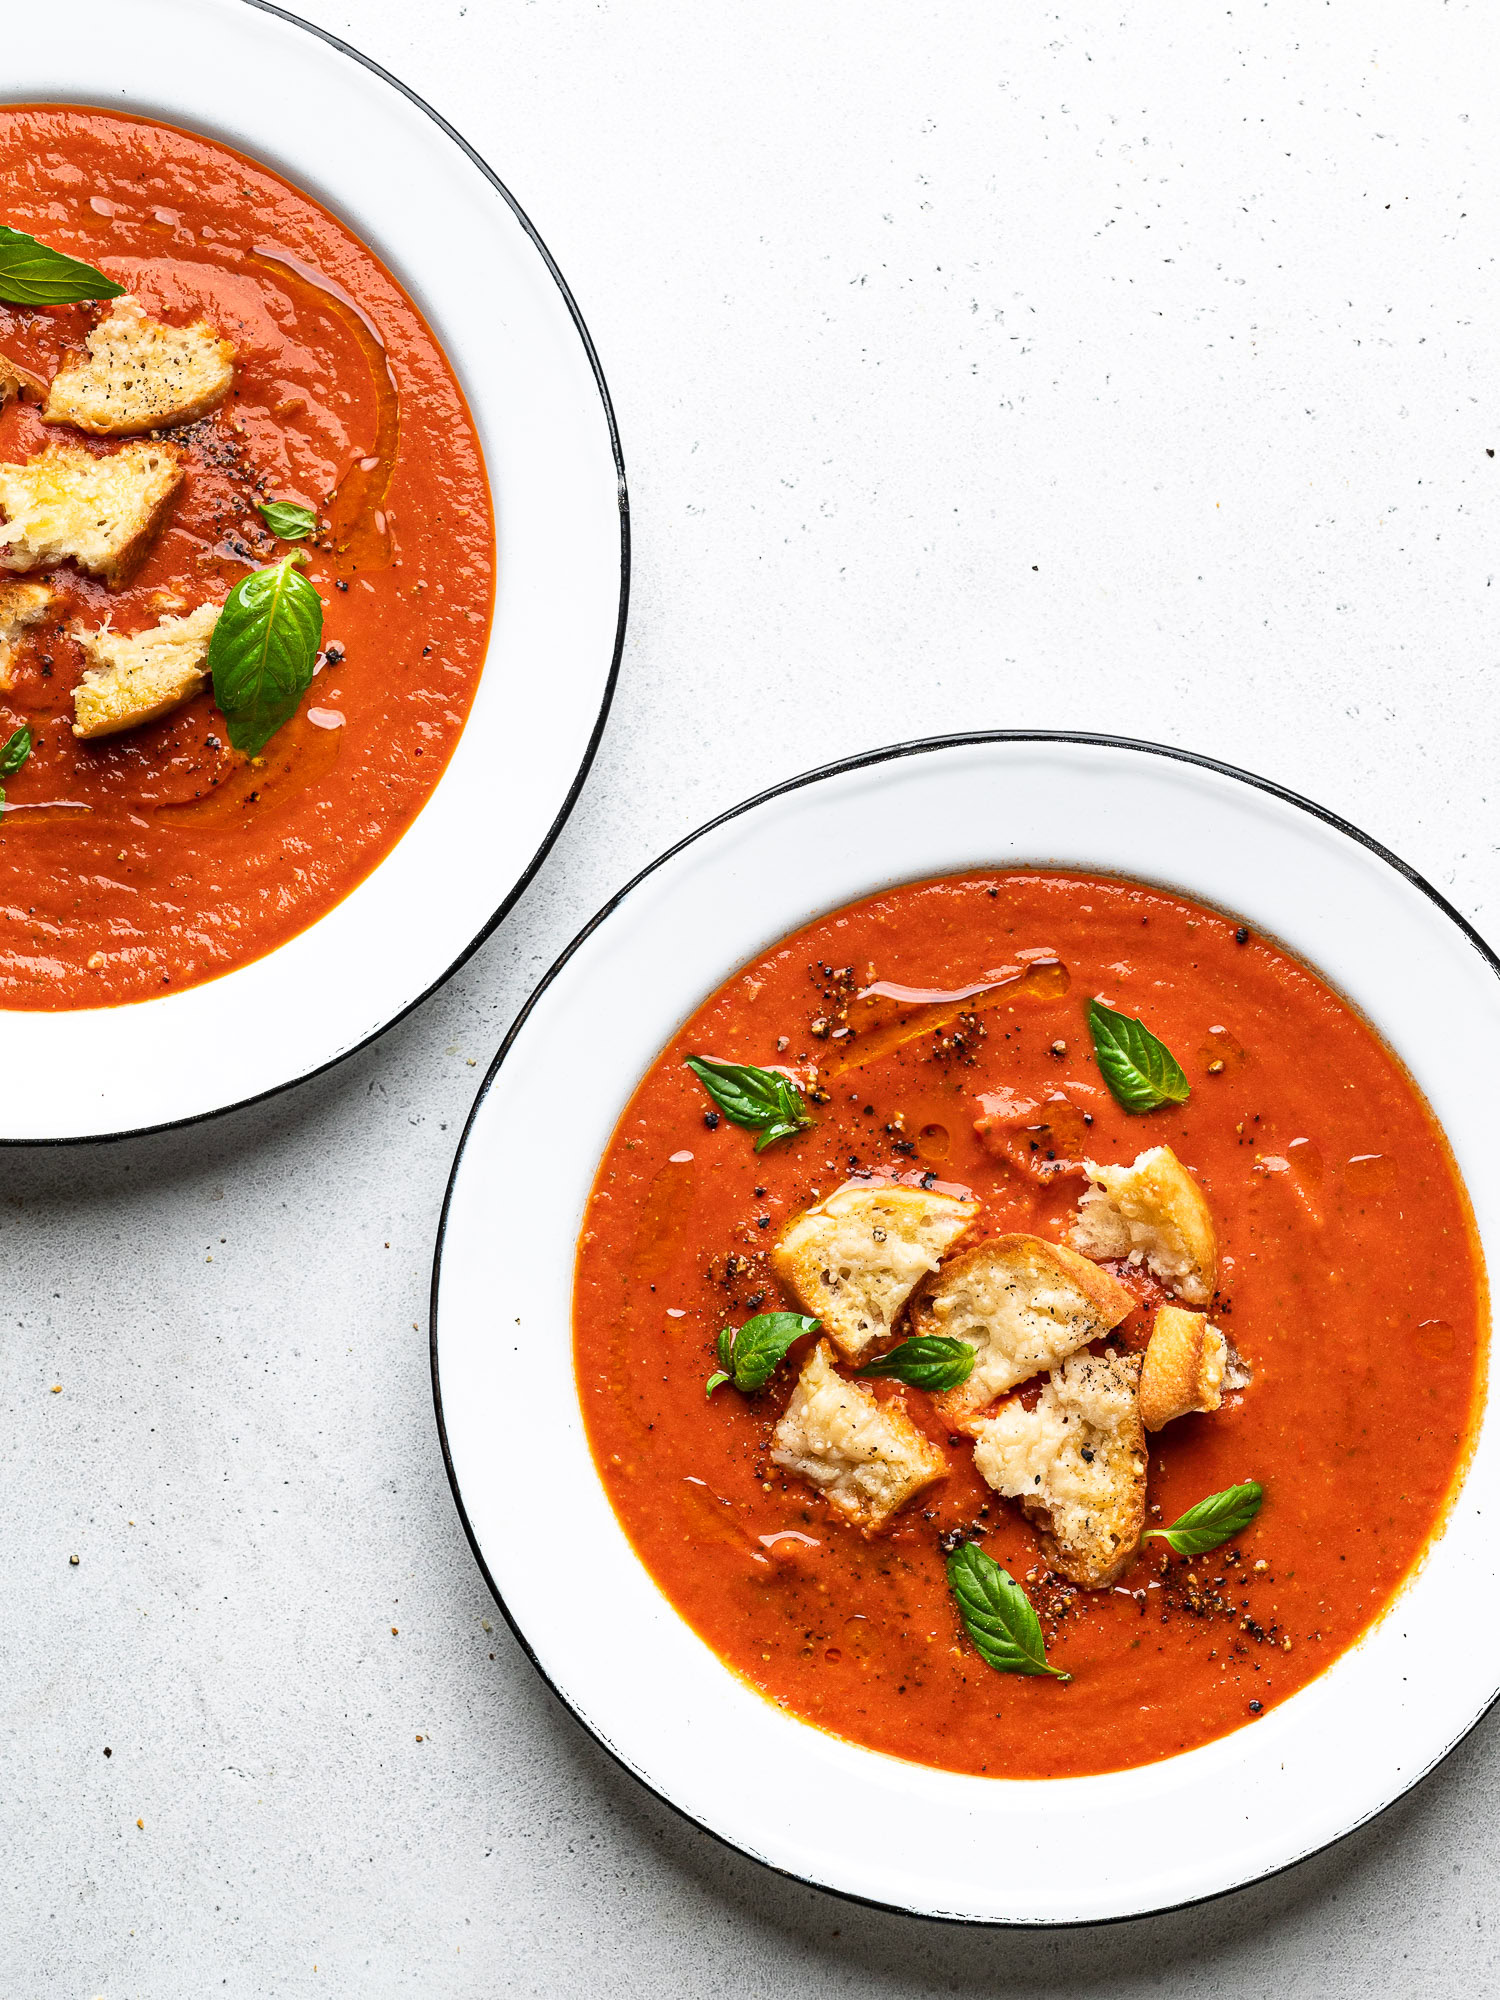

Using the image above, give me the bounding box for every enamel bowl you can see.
[432,733,1499,1925]
[4,0,625,1140]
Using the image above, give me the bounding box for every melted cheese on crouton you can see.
[771,1182,978,1360]
[42,297,236,436]
[72,602,219,739]
[1069,1145,1217,1304]
[0,580,56,691]
[911,1233,1137,1425]
[0,441,184,585]
[972,1351,1146,1587]
[771,1338,946,1532]
[1138,1304,1228,1430]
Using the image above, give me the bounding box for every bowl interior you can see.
[2,0,624,1139]
[433,735,1497,1924]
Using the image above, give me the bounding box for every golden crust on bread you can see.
[0,440,184,584]
[42,297,235,436]
[770,1338,946,1532]
[1138,1303,1227,1430]
[71,601,219,739]
[1069,1145,1217,1304]
[771,1181,979,1361]
[971,1351,1147,1587]
[909,1232,1136,1426]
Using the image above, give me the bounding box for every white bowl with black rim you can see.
[3,0,626,1141]
[431,732,1499,1926]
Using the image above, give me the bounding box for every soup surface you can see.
[574,870,1487,1778]
[0,106,494,1007]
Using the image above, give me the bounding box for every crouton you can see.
[1069,1145,1217,1304]
[41,297,235,436]
[770,1338,946,1531]
[0,580,56,691]
[909,1233,1137,1426]
[0,441,184,585]
[771,1182,979,1361]
[1138,1305,1225,1430]
[1138,1303,1253,1429]
[0,354,46,408]
[971,1351,1147,1587]
[72,602,219,739]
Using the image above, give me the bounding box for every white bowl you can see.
[432,733,1498,1924]
[3,0,626,1140]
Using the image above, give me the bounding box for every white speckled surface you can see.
[9,2,1500,1991]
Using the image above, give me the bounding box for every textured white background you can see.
[7,1,1499,1993]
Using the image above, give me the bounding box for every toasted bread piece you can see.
[1138,1304,1228,1430]
[42,297,235,436]
[771,1338,946,1532]
[972,1351,1146,1587]
[771,1181,979,1361]
[910,1233,1137,1426]
[72,602,219,739]
[0,354,46,408]
[1069,1145,1217,1304]
[0,441,184,584]
[0,579,57,691]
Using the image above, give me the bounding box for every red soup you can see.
[0,105,493,1007]
[574,870,1487,1779]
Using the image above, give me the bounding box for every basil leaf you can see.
[684,1055,813,1151]
[0,226,124,304]
[1146,1480,1264,1555]
[208,553,323,756]
[947,1544,1068,1679]
[258,500,318,542]
[0,724,31,808]
[705,1325,736,1396]
[1086,998,1191,1114]
[855,1335,975,1392]
[708,1312,819,1395]
[0,726,32,777]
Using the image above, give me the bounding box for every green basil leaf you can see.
[0,226,125,304]
[947,1544,1068,1679]
[1086,998,1191,1114]
[710,1312,819,1395]
[0,726,32,777]
[208,553,324,756]
[258,500,318,542]
[753,1116,812,1154]
[705,1326,737,1395]
[1145,1480,1263,1555]
[855,1335,975,1392]
[684,1055,813,1150]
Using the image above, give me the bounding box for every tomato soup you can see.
[574,871,1487,1778]
[0,106,493,1007]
